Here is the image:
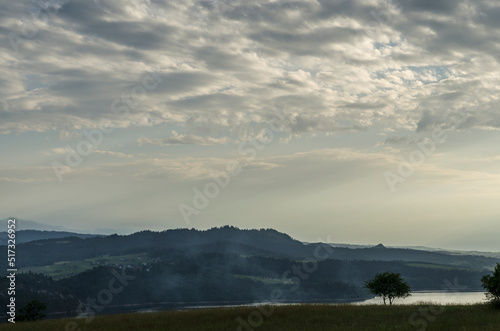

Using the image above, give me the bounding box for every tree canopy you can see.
[18,299,47,322]
[481,263,500,307]
[364,272,411,305]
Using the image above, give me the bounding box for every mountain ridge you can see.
[7,226,499,271]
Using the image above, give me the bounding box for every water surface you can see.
[357,291,487,305]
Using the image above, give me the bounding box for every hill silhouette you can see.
[0,226,495,320]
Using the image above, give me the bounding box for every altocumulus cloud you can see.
[137,132,228,146]
[0,0,499,139]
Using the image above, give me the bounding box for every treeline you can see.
[2,246,487,319]
[0,272,79,315]
[57,249,363,305]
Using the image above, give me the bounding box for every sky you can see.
[1,0,500,251]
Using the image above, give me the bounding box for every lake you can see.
[357,291,487,305]
[24,291,486,322]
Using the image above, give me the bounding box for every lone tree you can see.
[18,300,47,322]
[364,272,411,305]
[481,263,500,307]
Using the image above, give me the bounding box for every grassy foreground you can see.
[1,304,499,331]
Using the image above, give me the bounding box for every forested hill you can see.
[1,226,498,320]
[0,230,103,245]
[11,226,499,270]
[14,226,312,267]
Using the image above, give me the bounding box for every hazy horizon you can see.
[2,217,498,253]
[2,0,500,252]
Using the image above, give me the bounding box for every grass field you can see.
[18,253,150,280]
[405,262,476,271]
[1,303,499,331]
[233,274,292,285]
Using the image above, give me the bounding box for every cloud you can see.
[43,148,133,158]
[138,131,228,146]
[0,0,497,139]
[1,0,500,168]
[379,135,420,146]
[0,177,52,183]
[93,150,134,158]
[48,148,67,155]
[0,166,57,183]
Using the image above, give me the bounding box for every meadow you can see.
[1,303,499,331]
[17,253,150,280]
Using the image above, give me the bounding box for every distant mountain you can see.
[0,230,104,245]
[390,245,500,259]
[0,218,133,235]
[304,242,373,249]
[89,227,135,235]
[309,245,497,270]
[320,242,500,257]
[0,218,71,231]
